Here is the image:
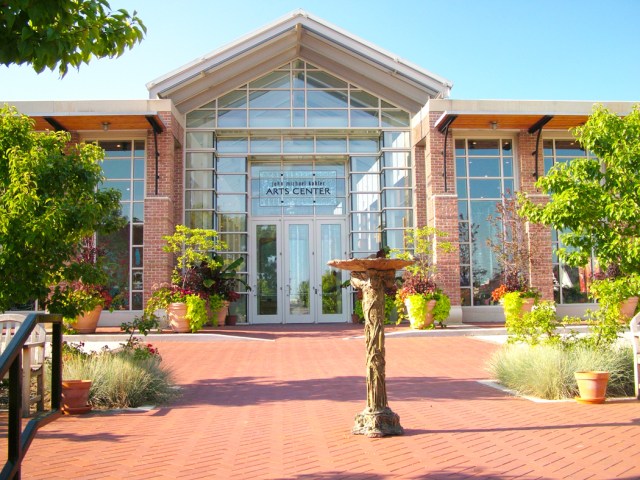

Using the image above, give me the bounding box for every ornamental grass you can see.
[58,348,178,409]
[488,343,635,400]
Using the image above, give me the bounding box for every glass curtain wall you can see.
[543,139,593,304]
[97,140,145,310]
[184,60,412,322]
[456,138,514,306]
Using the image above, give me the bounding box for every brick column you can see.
[143,111,184,308]
[517,131,554,301]
[143,197,175,303]
[413,111,461,320]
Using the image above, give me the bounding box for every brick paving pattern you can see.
[17,325,640,479]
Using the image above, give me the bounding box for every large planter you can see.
[502,293,536,325]
[619,296,639,321]
[575,371,609,404]
[216,301,230,327]
[61,380,92,415]
[69,305,102,334]
[520,297,535,313]
[167,302,190,333]
[404,297,437,330]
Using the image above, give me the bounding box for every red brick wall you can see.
[413,111,462,306]
[143,197,175,302]
[517,131,554,300]
[143,111,184,307]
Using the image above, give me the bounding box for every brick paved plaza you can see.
[19,325,640,479]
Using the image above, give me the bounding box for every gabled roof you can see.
[147,10,452,114]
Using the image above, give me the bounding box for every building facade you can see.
[11,11,638,325]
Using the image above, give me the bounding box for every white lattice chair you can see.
[631,312,640,400]
[0,313,47,416]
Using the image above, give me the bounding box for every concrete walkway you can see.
[19,324,640,479]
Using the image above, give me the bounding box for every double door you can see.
[250,219,347,323]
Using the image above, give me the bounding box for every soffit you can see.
[29,114,165,133]
[147,10,452,114]
[434,113,590,132]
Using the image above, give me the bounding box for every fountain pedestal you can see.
[328,258,413,438]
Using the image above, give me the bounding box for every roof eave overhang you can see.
[9,99,182,132]
[428,100,639,133]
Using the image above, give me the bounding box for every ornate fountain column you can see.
[328,258,412,438]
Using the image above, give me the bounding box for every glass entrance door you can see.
[252,221,281,324]
[316,221,347,322]
[284,221,313,323]
[250,219,346,324]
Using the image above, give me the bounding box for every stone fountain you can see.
[327,257,413,438]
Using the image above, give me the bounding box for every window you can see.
[543,139,593,304]
[456,138,514,306]
[185,61,410,130]
[97,140,145,310]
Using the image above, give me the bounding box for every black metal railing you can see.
[0,313,63,480]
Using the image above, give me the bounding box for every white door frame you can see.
[249,217,348,324]
[249,219,283,324]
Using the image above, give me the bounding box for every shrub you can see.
[488,343,634,400]
[57,346,177,409]
[507,300,562,345]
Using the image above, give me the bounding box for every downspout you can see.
[443,124,450,192]
[145,116,164,195]
[528,115,553,180]
[437,114,457,193]
[153,129,160,195]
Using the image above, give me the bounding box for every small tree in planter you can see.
[488,194,540,323]
[182,253,249,326]
[394,226,454,329]
[146,226,226,332]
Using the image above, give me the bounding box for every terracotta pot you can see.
[226,314,238,326]
[619,296,639,321]
[216,301,230,327]
[167,302,190,333]
[61,380,92,415]
[404,298,437,330]
[575,371,609,404]
[69,305,103,334]
[520,297,536,314]
[351,313,362,324]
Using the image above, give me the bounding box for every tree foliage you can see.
[520,105,640,275]
[0,105,125,312]
[0,0,146,76]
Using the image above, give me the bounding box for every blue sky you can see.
[1,0,639,102]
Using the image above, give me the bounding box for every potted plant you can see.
[589,266,640,322]
[145,226,226,332]
[48,237,123,333]
[574,370,610,404]
[488,194,540,321]
[394,226,453,329]
[183,253,249,326]
[493,288,539,328]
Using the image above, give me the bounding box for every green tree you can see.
[0,105,124,312]
[520,105,640,275]
[0,0,145,76]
